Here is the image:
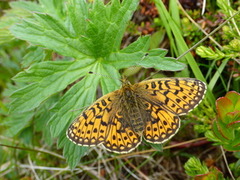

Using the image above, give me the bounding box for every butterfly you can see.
[67,77,207,153]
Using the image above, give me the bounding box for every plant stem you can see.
[220,146,235,180]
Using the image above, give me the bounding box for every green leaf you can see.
[39,0,66,18]
[10,60,95,113]
[34,95,59,145]
[58,132,88,169]
[107,36,185,71]
[19,127,34,145]
[10,14,90,59]
[207,91,240,151]
[0,29,15,44]
[149,143,163,152]
[138,56,185,71]
[22,47,46,68]
[143,138,163,151]
[10,1,44,13]
[218,121,235,140]
[89,0,139,56]
[3,111,34,137]
[10,0,139,59]
[205,130,222,144]
[0,1,33,44]
[216,97,234,121]
[149,29,165,49]
[10,0,66,21]
[225,91,240,108]
[99,63,121,94]
[0,2,33,27]
[49,73,101,138]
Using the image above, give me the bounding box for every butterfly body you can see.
[67,78,207,153]
[117,80,149,135]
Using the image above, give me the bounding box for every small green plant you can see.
[184,157,209,176]
[196,0,240,94]
[184,157,224,179]
[206,91,240,151]
[185,91,240,179]
[196,38,240,62]
[196,0,240,61]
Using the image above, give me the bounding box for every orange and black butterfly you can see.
[67,78,207,153]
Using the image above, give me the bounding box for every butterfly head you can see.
[120,77,138,98]
[120,76,132,87]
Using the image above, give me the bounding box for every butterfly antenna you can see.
[121,53,149,78]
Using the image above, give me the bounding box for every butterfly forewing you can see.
[135,78,207,115]
[103,113,141,153]
[67,93,115,146]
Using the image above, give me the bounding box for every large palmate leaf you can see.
[7,0,185,168]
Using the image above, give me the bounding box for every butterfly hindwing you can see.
[103,112,141,153]
[143,102,180,143]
